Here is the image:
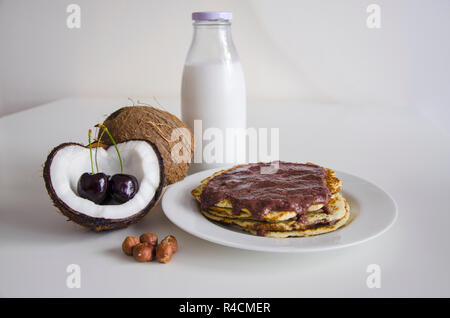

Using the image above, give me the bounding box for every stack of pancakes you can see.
[191,163,350,238]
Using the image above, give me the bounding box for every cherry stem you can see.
[88,129,95,174]
[96,124,123,174]
[95,128,106,173]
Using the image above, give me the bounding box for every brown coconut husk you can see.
[101,105,194,185]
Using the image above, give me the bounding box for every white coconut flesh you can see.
[49,141,162,219]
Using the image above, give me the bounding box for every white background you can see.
[0,0,449,134]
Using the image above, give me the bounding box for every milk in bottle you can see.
[181,12,247,172]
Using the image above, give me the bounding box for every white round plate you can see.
[162,168,397,253]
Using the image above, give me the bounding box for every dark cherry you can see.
[77,172,109,204]
[109,174,139,203]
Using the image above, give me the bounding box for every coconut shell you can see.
[43,141,165,232]
[102,106,193,185]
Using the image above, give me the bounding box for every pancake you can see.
[191,163,342,222]
[203,193,340,222]
[192,162,350,238]
[242,206,350,238]
[201,193,349,232]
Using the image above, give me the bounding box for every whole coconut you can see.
[102,106,193,185]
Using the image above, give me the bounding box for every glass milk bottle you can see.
[181,11,247,173]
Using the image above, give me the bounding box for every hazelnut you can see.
[133,243,154,262]
[140,233,158,246]
[156,242,173,263]
[161,235,178,253]
[122,236,140,256]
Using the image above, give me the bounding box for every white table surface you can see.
[1,98,449,297]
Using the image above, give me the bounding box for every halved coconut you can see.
[43,140,165,231]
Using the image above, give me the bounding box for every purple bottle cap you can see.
[192,12,232,21]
